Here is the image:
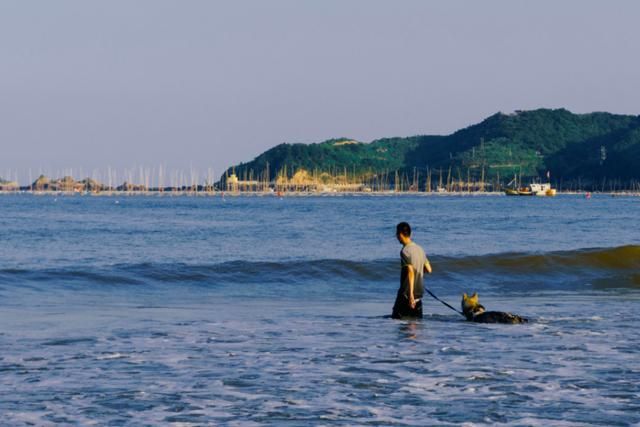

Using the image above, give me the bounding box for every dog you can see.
[461,293,527,324]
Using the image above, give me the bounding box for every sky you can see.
[1,0,639,184]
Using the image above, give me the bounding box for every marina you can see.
[1,168,639,196]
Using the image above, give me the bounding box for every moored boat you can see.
[505,187,535,196]
[530,183,556,196]
[505,183,556,196]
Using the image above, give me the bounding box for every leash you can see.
[424,287,465,317]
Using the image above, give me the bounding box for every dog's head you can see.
[461,292,485,319]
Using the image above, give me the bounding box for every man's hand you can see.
[409,296,416,309]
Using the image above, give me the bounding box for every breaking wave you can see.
[1,245,638,289]
[437,245,640,273]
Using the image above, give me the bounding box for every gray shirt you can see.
[400,242,426,299]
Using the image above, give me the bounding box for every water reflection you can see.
[398,320,422,340]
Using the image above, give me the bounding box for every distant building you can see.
[226,173,239,191]
[32,175,51,191]
[116,181,147,192]
[0,178,19,191]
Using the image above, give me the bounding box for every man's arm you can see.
[424,257,433,274]
[405,265,416,308]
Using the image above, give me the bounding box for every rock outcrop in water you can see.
[31,175,92,192]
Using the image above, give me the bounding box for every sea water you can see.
[0,194,639,426]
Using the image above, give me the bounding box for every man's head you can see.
[396,222,412,245]
[461,292,485,320]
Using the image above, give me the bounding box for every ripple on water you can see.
[1,293,640,425]
[41,337,97,346]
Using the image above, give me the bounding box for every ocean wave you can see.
[437,245,640,274]
[1,245,638,289]
[435,245,640,289]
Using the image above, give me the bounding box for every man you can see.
[392,222,432,319]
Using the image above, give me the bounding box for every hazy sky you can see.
[1,0,639,182]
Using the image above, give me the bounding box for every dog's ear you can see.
[471,292,477,298]
[462,293,468,299]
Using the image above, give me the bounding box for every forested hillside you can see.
[222,109,640,190]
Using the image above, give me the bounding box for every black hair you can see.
[396,222,411,237]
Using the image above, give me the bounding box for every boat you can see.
[505,182,556,196]
[530,183,557,196]
[505,187,534,196]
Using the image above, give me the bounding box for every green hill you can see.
[222,109,640,190]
